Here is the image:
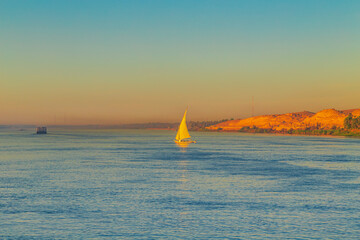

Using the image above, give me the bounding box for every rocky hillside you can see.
[207,108,360,131]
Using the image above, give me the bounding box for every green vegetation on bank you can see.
[344,113,360,130]
[235,126,360,137]
[228,115,360,137]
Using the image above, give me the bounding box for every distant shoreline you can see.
[197,128,360,138]
[5,120,359,138]
[206,108,360,138]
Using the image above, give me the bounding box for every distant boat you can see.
[174,108,196,144]
[36,127,47,134]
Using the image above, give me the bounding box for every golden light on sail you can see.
[175,108,196,144]
[175,109,191,141]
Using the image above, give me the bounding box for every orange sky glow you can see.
[1,1,360,125]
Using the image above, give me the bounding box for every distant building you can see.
[36,127,47,134]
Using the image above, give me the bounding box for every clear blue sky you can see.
[1,0,360,124]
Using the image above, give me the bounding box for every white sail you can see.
[175,109,191,141]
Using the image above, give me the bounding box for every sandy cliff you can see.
[207,108,360,131]
[302,109,346,129]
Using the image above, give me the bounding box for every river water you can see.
[1,128,359,239]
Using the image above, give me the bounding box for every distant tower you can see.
[252,96,254,117]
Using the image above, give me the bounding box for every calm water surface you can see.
[1,128,360,239]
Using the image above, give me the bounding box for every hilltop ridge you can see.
[207,108,360,134]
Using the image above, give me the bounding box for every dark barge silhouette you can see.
[36,127,47,134]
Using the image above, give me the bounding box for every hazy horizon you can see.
[2,0,360,125]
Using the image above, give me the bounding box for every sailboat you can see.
[174,108,196,144]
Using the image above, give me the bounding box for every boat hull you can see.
[174,140,196,144]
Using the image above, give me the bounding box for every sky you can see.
[1,0,360,125]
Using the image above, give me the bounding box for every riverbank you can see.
[203,128,360,138]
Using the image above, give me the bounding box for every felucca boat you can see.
[174,108,196,144]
